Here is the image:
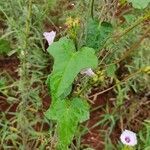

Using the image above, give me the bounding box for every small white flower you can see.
[80,68,95,77]
[71,3,75,6]
[43,31,56,45]
[120,130,137,146]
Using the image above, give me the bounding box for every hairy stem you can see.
[18,0,32,148]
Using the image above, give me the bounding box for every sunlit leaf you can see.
[45,97,89,150]
[123,14,136,24]
[127,0,150,9]
[47,37,98,99]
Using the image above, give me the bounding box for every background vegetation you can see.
[0,0,150,149]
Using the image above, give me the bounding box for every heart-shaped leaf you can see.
[47,37,98,99]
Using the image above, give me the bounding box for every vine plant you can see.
[44,0,150,149]
[45,37,98,149]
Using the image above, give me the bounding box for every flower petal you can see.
[81,68,95,77]
[120,129,137,146]
[43,31,56,45]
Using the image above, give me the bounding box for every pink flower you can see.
[43,31,56,45]
[120,130,137,146]
[80,68,95,77]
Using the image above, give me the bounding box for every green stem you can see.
[115,13,150,40]
[20,0,32,81]
[98,12,150,60]
[103,27,150,68]
[25,0,32,49]
[90,0,95,19]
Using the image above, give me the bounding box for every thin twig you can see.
[103,27,150,68]
[89,69,142,99]
[99,13,150,60]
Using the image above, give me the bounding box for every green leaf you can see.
[127,0,150,9]
[0,77,6,89]
[106,64,117,77]
[47,37,98,99]
[45,98,89,150]
[119,0,127,5]
[0,39,11,55]
[86,19,113,51]
[123,14,136,24]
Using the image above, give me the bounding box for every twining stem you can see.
[90,0,95,19]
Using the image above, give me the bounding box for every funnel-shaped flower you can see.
[80,68,95,77]
[120,130,137,146]
[43,31,56,45]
